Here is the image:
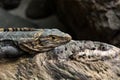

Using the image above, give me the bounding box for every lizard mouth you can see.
[63,34,72,41]
[19,43,58,53]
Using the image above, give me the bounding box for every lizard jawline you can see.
[19,44,53,53]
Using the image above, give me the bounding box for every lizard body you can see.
[0,27,71,54]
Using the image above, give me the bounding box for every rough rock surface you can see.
[0,40,119,80]
[55,0,120,43]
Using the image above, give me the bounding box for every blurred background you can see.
[0,0,64,29]
[0,0,120,47]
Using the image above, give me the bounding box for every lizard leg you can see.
[0,46,24,58]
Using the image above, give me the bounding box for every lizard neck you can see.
[0,31,39,41]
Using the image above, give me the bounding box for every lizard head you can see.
[39,29,71,45]
[20,29,72,53]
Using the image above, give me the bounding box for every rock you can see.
[110,32,120,47]
[0,8,38,27]
[0,40,119,80]
[0,0,21,10]
[53,40,120,61]
[54,0,120,42]
[26,0,54,19]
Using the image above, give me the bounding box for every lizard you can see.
[0,27,72,58]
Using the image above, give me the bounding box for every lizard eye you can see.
[52,36,56,40]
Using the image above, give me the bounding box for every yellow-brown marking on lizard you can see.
[33,29,44,40]
[0,27,35,32]
[19,29,44,53]
[0,28,4,31]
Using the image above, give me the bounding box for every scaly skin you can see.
[0,27,72,54]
